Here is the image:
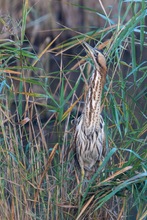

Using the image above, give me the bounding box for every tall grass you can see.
[0,0,147,219]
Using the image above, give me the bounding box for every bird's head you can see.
[83,42,107,74]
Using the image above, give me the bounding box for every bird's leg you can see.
[79,167,85,195]
[78,167,85,213]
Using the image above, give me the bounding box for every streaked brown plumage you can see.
[74,42,107,189]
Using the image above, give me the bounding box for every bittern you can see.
[74,42,107,192]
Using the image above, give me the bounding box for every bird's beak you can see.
[83,42,96,57]
[83,41,107,75]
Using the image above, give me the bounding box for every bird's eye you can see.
[94,52,102,67]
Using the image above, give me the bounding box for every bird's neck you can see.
[82,68,104,133]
